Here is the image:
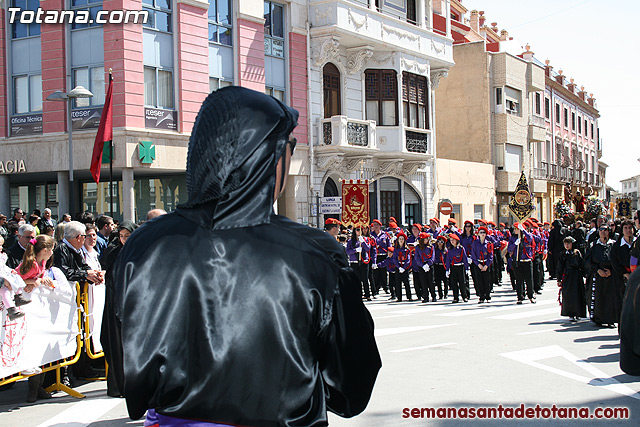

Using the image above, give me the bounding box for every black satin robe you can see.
[620,269,640,375]
[101,87,381,426]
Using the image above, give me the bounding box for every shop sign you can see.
[145,108,177,131]
[10,114,43,136]
[72,106,103,130]
[0,160,27,174]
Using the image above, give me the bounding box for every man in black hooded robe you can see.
[101,87,381,426]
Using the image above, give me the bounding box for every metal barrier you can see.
[0,281,106,398]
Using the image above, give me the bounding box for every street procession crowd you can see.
[325,213,640,327]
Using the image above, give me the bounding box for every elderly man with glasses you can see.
[5,224,37,269]
[53,220,103,284]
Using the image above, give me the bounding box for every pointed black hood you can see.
[178,87,298,229]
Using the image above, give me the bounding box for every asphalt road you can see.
[1,278,638,426]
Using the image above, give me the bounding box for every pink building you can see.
[0,0,309,222]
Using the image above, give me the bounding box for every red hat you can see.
[488,221,496,227]
[372,219,382,226]
[478,219,487,225]
[430,217,440,224]
[530,217,539,223]
[412,223,423,231]
[448,218,457,225]
[513,222,520,228]
[464,220,474,226]
[448,233,460,242]
[396,231,407,240]
[499,223,506,227]
[418,232,429,239]
[389,221,398,229]
[389,217,397,223]
[478,226,489,233]
[387,246,394,252]
[325,218,339,225]
[436,235,448,242]
[543,221,550,226]
[530,222,539,229]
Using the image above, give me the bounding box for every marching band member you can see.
[371,219,391,296]
[407,223,422,300]
[363,224,378,298]
[390,231,412,301]
[460,221,476,296]
[324,218,340,240]
[414,232,436,302]
[508,222,536,304]
[471,226,494,303]
[529,221,545,295]
[427,218,442,238]
[434,236,449,299]
[346,225,372,301]
[445,234,469,303]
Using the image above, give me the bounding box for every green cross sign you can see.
[139,141,156,164]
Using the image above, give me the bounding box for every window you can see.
[323,63,341,118]
[584,119,588,136]
[535,92,541,116]
[72,66,105,108]
[144,66,174,109]
[571,111,575,130]
[265,86,284,102]
[143,0,172,32]
[495,87,503,113]
[209,77,232,93]
[365,69,397,126]
[402,72,429,129]
[406,0,416,25]
[504,87,521,116]
[451,204,461,220]
[590,123,594,140]
[208,0,232,46]
[577,116,582,134]
[555,103,560,124]
[70,0,103,29]
[563,107,568,128]
[264,1,284,58]
[504,143,523,172]
[13,74,42,114]
[474,204,484,220]
[544,97,550,119]
[11,0,40,38]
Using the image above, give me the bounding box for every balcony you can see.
[375,126,434,159]
[309,0,453,66]
[534,162,548,180]
[319,116,377,151]
[528,115,546,142]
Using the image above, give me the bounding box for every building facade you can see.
[620,174,640,211]
[0,0,452,226]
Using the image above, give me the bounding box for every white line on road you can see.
[375,323,457,337]
[437,299,556,317]
[518,328,560,335]
[501,345,640,401]
[35,397,124,427]
[489,307,560,320]
[390,342,456,353]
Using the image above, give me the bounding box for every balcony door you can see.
[323,63,341,118]
[380,177,400,225]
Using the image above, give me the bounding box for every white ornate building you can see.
[308,0,454,225]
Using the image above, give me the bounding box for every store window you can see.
[365,69,397,126]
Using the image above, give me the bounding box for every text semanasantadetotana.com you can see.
[402,404,630,420]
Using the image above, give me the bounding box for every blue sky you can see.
[461,0,640,190]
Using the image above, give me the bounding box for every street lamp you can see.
[46,86,93,217]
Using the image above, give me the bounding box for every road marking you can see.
[390,342,456,353]
[376,314,412,319]
[437,299,556,317]
[35,397,123,427]
[375,323,457,337]
[489,307,559,320]
[518,328,560,335]
[501,345,640,401]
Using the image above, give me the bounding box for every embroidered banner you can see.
[508,172,534,222]
[341,180,370,227]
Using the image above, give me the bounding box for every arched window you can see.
[323,63,341,118]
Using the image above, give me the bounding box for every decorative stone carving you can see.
[378,159,404,176]
[402,161,427,176]
[370,52,396,66]
[345,156,373,172]
[430,69,449,89]
[431,39,446,55]
[346,48,373,74]
[382,23,419,42]
[313,37,341,68]
[316,154,346,174]
[313,6,332,21]
[401,57,429,74]
[348,9,367,31]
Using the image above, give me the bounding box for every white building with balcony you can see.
[308,0,454,225]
